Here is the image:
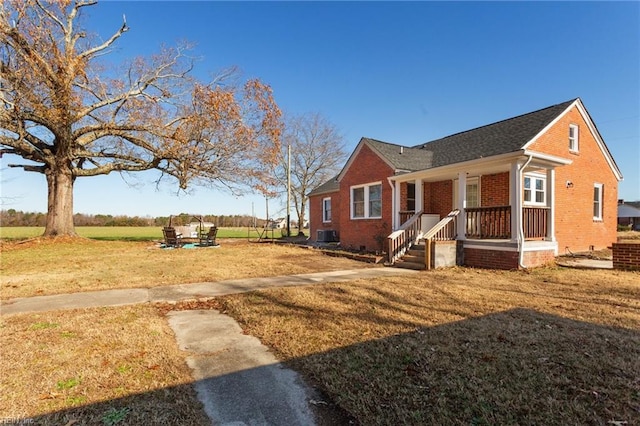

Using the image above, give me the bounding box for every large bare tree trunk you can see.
[44,166,77,237]
[297,201,306,236]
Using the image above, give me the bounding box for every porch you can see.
[389,206,556,270]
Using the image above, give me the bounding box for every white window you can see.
[593,183,603,220]
[322,197,332,222]
[351,182,382,219]
[569,124,579,152]
[524,175,546,205]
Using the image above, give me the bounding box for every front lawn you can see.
[0,238,369,300]
[217,266,639,425]
[1,238,638,425]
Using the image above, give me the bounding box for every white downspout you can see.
[517,155,534,268]
[387,177,397,230]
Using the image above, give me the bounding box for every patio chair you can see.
[199,226,219,247]
[162,226,183,248]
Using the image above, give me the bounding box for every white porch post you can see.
[511,161,522,243]
[456,172,467,240]
[415,179,423,213]
[546,168,556,242]
[393,179,401,230]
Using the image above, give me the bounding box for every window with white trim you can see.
[524,175,546,205]
[322,197,332,222]
[351,182,382,219]
[453,177,480,209]
[593,183,603,220]
[569,124,579,152]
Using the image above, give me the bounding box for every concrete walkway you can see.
[0,267,416,316]
[1,267,417,425]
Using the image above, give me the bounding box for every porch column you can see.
[394,179,401,230]
[546,168,556,242]
[456,172,466,240]
[415,179,423,213]
[510,161,522,243]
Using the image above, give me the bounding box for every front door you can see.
[453,177,480,209]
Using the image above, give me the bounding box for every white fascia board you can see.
[574,100,624,181]
[391,150,526,183]
[337,138,397,182]
[522,98,622,181]
[522,150,573,166]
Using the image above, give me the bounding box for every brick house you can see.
[308,98,623,269]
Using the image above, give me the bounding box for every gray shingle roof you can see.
[313,99,583,195]
[408,99,576,169]
[363,138,435,172]
[307,175,339,197]
[618,203,640,218]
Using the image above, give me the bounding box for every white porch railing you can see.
[423,209,460,270]
[387,210,423,264]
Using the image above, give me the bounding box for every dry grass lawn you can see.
[0,238,370,300]
[0,305,210,425]
[1,236,638,424]
[216,266,640,425]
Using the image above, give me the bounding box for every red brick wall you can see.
[309,190,340,242]
[528,104,618,252]
[464,248,519,269]
[339,143,394,252]
[522,249,556,268]
[481,172,510,206]
[612,242,640,271]
[423,180,453,218]
[463,247,555,269]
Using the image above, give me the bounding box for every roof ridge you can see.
[415,98,578,148]
[364,137,416,149]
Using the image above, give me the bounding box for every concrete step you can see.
[407,249,425,257]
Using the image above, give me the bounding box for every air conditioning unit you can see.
[317,229,338,243]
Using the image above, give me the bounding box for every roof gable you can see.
[412,99,576,169]
[307,175,339,197]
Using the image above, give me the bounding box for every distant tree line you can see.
[0,210,264,228]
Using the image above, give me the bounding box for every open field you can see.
[0,226,290,241]
[1,237,639,424]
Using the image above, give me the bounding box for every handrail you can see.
[387,210,423,264]
[423,209,459,270]
[424,209,460,240]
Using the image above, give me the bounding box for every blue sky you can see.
[1,1,639,220]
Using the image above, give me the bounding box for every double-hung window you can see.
[351,182,382,219]
[569,124,579,152]
[593,183,603,220]
[524,175,546,205]
[322,197,332,222]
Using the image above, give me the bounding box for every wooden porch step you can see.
[402,254,425,263]
[394,259,426,270]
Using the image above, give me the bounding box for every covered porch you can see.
[387,150,571,269]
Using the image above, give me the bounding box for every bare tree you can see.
[277,112,347,235]
[0,0,282,236]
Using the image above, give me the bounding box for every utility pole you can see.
[286,142,291,237]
